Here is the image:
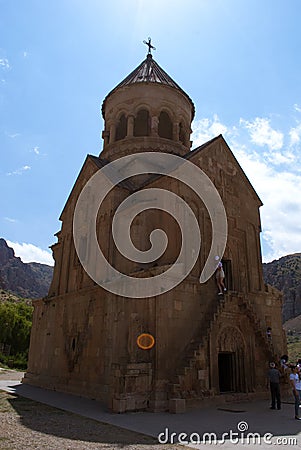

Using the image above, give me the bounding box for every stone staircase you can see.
[236,294,276,360]
[169,291,276,399]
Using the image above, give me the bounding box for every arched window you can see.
[115,114,127,141]
[158,111,172,139]
[179,122,186,145]
[134,109,150,136]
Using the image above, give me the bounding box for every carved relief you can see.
[217,326,245,352]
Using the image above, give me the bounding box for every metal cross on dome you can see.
[143,37,156,55]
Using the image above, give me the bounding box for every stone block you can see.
[151,391,168,401]
[148,399,168,412]
[128,369,140,375]
[135,395,148,410]
[125,396,136,411]
[174,300,183,311]
[112,398,126,413]
[198,369,207,380]
[127,363,151,370]
[169,398,186,413]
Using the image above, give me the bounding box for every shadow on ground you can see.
[3,392,160,447]
[2,385,301,448]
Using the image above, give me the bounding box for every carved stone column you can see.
[127,115,134,137]
[185,127,191,148]
[173,122,179,141]
[102,130,110,148]
[151,116,159,137]
[109,122,116,144]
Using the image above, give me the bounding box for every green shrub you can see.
[0,300,33,369]
[0,352,28,370]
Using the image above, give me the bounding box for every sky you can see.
[1,0,301,266]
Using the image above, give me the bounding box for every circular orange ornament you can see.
[136,333,155,350]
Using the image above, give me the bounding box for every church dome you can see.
[101,54,195,120]
[100,48,195,160]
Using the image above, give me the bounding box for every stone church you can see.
[24,44,286,413]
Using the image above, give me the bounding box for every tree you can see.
[0,300,33,355]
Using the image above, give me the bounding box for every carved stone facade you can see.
[24,52,286,412]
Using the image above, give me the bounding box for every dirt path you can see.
[0,368,24,381]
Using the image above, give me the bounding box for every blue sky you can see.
[1,0,301,265]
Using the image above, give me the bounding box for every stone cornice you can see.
[100,136,188,160]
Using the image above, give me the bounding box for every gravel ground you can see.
[0,370,185,450]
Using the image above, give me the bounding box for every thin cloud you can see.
[294,103,301,113]
[32,146,47,157]
[289,123,301,146]
[6,165,31,176]
[264,150,295,165]
[240,117,283,151]
[6,132,20,139]
[4,217,18,223]
[192,114,228,147]
[6,240,54,266]
[0,58,10,70]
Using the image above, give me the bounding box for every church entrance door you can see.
[216,326,247,393]
[218,351,235,392]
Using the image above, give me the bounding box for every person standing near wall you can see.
[216,262,226,295]
[267,362,281,410]
[289,365,301,420]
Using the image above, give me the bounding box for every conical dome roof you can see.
[102,54,195,119]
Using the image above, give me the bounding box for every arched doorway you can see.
[217,326,246,393]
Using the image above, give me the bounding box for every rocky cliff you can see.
[263,253,301,323]
[0,238,53,299]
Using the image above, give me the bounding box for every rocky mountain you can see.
[0,238,53,299]
[263,253,301,323]
[283,314,301,334]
